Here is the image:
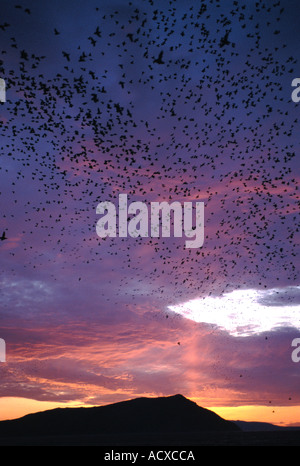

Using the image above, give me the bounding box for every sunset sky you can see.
[0,0,299,427]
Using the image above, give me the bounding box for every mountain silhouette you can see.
[234,421,300,432]
[0,394,239,438]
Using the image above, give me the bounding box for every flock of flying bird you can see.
[0,0,298,305]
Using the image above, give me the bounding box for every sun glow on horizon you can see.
[212,405,300,428]
[0,397,97,421]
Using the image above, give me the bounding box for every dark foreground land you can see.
[0,430,300,446]
[0,395,299,446]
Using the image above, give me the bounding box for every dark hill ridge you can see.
[234,421,300,432]
[0,394,240,438]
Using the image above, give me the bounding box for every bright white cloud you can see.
[168,286,300,337]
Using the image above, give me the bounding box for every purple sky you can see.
[0,0,299,424]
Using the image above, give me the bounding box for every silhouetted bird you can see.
[154,51,164,64]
